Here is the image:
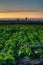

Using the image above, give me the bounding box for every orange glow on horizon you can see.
[0,12,43,18]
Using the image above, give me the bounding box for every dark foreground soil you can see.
[17,58,43,65]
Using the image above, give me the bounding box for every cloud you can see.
[0,9,43,13]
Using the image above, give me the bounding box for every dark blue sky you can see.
[0,0,43,11]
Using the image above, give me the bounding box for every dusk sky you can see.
[0,0,43,18]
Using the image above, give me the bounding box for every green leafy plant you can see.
[0,24,43,64]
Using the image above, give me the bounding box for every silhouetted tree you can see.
[25,17,27,21]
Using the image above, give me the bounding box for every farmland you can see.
[0,24,43,64]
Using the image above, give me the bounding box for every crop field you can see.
[0,24,43,64]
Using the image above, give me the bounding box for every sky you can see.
[0,0,43,18]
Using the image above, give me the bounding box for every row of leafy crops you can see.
[0,24,43,64]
